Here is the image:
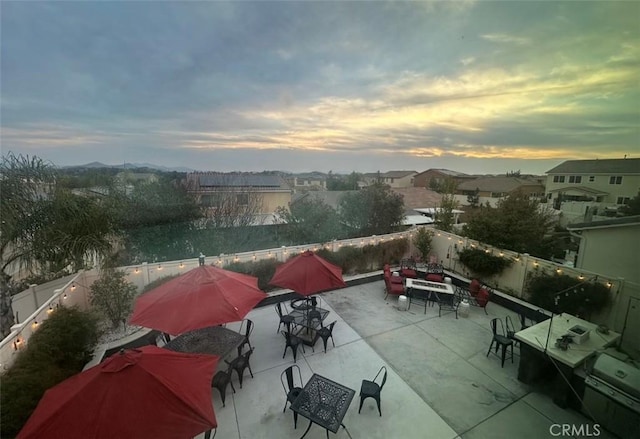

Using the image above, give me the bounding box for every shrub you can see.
[527,274,610,318]
[225,258,280,291]
[89,269,137,329]
[0,306,100,438]
[141,273,180,294]
[458,248,512,277]
[413,228,434,262]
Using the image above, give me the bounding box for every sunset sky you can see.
[1,1,638,174]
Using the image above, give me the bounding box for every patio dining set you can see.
[16,250,358,439]
[383,259,491,319]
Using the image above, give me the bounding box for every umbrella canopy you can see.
[130,265,266,335]
[17,346,218,439]
[270,250,347,296]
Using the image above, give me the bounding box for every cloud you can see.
[1,0,638,173]
[481,33,531,45]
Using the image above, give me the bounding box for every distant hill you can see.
[63,162,195,173]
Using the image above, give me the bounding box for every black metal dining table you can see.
[290,307,330,346]
[163,325,245,367]
[290,373,355,439]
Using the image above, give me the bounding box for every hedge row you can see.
[0,306,100,438]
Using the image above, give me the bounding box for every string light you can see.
[135,268,140,274]
[70,283,76,291]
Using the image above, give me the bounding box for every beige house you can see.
[567,215,640,284]
[285,173,327,192]
[363,170,417,188]
[455,176,546,207]
[185,172,292,222]
[545,158,640,207]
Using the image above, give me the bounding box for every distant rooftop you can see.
[421,168,471,177]
[194,173,288,188]
[457,176,543,193]
[546,158,640,175]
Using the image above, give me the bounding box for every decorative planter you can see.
[567,325,590,345]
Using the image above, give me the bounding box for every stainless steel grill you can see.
[583,354,640,438]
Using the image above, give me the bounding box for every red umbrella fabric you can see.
[130,265,267,335]
[17,346,218,439]
[270,250,347,296]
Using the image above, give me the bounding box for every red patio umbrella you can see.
[270,250,347,296]
[130,265,267,335]
[17,346,218,439]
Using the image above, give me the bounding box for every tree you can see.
[413,227,434,261]
[89,269,137,329]
[466,188,480,208]
[0,153,117,337]
[462,190,556,258]
[190,174,264,228]
[327,172,361,191]
[30,190,118,273]
[338,182,404,236]
[435,178,459,232]
[115,175,202,230]
[1,153,56,336]
[506,170,521,177]
[620,190,640,216]
[275,197,344,244]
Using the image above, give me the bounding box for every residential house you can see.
[185,172,292,223]
[412,169,475,189]
[455,176,546,207]
[390,187,442,212]
[289,191,354,211]
[362,171,417,188]
[567,215,640,284]
[285,173,327,192]
[545,158,640,207]
[567,215,640,358]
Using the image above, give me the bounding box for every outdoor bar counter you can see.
[514,313,620,407]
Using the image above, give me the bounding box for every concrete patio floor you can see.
[195,280,612,439]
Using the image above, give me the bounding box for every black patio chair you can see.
[275,302,295,334]
[312,320,336,353]
[282,331,305,363]
[225,347,254,388]
[518,312,531,330]
[487,318,514,367]
[237,319,254,355]
[280,365,304,428]
[437,293,460,318]
[505,315,520,347]
[358,366,388,416]
[212,368,235,407]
